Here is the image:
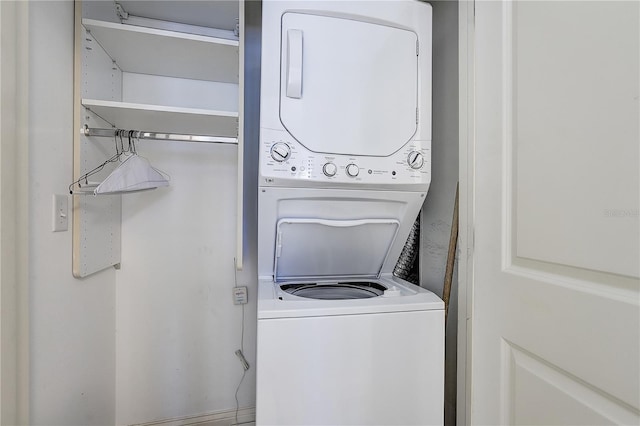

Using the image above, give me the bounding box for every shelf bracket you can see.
[115,3,129,21]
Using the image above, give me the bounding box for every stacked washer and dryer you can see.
[256,1,444,424]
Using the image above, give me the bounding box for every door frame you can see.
[457,1,474,424]
[0,1,30,424]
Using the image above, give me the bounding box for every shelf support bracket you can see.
[115,3,129,21]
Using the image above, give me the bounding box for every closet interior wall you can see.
[419,1,459,425]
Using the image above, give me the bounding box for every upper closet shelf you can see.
[82,99,238,137]
[83,18,239,83]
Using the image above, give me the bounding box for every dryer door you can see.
[279,13,419,157]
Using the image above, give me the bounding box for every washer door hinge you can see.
[416,39,419,56]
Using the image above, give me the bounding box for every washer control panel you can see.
[260,128,431,186]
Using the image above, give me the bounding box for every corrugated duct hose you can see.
[393,217,420,285]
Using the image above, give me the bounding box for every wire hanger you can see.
[69,128,170,195]
[68,129,125,194]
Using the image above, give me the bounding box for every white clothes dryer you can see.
[259,0,432,192]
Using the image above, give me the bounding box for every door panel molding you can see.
[509,1,639,278]
[497,1,628,303]
[505,260,639,304]
[504,1,640,279]
[502,339,639,425]
[501,0,515,273]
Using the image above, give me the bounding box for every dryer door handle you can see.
[286,29,303,98]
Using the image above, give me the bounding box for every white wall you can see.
[115,142,256,424]
[114,2,262,423]
[28,2,116,424]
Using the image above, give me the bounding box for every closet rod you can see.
[81,126,238,145]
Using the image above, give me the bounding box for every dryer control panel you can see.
[260,128,431,188]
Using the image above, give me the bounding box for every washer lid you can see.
[274,218,400,282]
[279,12,419,157]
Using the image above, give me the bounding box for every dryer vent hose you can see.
[393,217,420,285]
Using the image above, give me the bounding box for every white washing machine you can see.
[257,1,443,425]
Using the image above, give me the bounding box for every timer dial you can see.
[270,142,291,162]
[323,162,337,177]
[346,164,360,177]
[407,151,424,169]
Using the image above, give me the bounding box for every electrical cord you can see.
[233,258,248,426]
[234,306,247,425]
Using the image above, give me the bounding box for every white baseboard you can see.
[131,406,256,426]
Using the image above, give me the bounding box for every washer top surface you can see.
[258,275,444,319]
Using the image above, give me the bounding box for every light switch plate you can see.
[52,194,68,232]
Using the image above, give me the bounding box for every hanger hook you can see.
[114,129,118,155]
[132,131,137,154]
[119,129,125,154]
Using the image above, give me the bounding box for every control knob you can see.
[270,142,291,162]
[346,163,360,177]
[407,151,424,169]
[323,162,337,177]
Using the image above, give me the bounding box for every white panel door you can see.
[470,1,639,424]
[279,12,418,156]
